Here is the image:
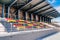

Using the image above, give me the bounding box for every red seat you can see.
[13,24,23,27]
[26,26,32,28]
[5,18,13,21]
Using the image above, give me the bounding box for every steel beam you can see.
[25,0,45,11]
[9,0,17,7]
[34,7,52,14]
[32,4,49,13]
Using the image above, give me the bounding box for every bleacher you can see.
[4,18,51,31]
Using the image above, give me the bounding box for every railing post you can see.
[10,23,13,32]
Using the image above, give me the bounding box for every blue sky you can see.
[47,0,60,22]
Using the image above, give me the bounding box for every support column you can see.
[6,7,10,18]
[40,16,41,22]
[43,16,44,22]
[18,10,20,19]
[46,17,47,23]
[49,18,51,23]
[16,10,19,19]
[38,15,40,22]
[48,18,49,23]
[25,12,30,20]
[47,18,48,23]
[2,4,5,18]
[45,17,46,23]
[45,17,47,23]
[29,13,31,21]
[47,18,49,23]
[44,17,45,22]
[33,14,36,21]
[41,16,43,22]
[36,15,38,22]
[26,12,28,20]
[23,12,26,20]
[31,14,34,21]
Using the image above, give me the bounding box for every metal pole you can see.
[10,23,13,32]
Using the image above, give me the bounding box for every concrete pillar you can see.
[38,15,40,22]
[2,4,5,18]
[47,18,49,23]
[29,13,31,21]
[26,12,28,20]
[45,17,46,22]
[43,17,44,22]
[31,14,34,21]
[16,10,18,19]
[25,12,30,20]
[47,18,48,23]
[41,16,43,22]
[44,17,45,22]
[48,18,49,23]
[45,17,47,23]
[6,7,10,18]
[22,12,25,20]
[18,10,20,19]
[46,17,48,23]
[36,15,38,22]
[40,16,41,22]
[49,18,51,23]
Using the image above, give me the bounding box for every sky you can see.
[47,0,60,22]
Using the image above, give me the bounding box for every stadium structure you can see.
[0,0,60,40]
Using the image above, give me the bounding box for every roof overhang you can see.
[0,0,60,19]
[18,0,60,18]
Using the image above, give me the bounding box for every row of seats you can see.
[5,18,49,31]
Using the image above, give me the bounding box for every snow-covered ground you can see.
[0,28,57,40]
[53,23,60,26]
[43,32,60,40]
[0,23,6,32]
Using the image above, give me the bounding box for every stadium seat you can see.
[6,18,16,23]
[12,20,49,31]
[13,23,23,27]
[16,26,25,31]
[7,20,16,23]
[26,26,32,28]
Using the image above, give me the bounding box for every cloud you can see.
[55,6,60,13]
[51,0,56,3]
[48,0,56,4]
